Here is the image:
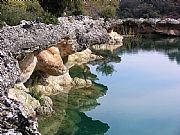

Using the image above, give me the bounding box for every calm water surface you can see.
[87,37,180,135]
[39,37,180,135]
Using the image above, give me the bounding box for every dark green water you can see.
[39,37,180,135]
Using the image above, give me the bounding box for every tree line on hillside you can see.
[117,0,180,18]
[0,0,119,27]
[0,0,179,27]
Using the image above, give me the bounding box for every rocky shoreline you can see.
[109,18,180,36]
[0,16,122,134]
[0,16,179,134]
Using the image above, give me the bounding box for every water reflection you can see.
[38,76,109,135]
[89,49,121,76]
[91,36,180,76]
[120,36,180,64]
[87,36,180,135]
[39,36,180,135]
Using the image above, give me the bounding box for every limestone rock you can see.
[72,77,92,88]
[36,96,54,115]
[0,50,20,93]
[0,96,40,135]
[8,87,40,116]
[57,39,76,58]
[110,18,180,36]
[67,48,102,68]
[36,46,67,76]
[18,53,37,84]
[31,72,72,96]
[0,16,114,134]
[108,30,123,44]
[92,44,123,52]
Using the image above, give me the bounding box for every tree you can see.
[39,0,84,16]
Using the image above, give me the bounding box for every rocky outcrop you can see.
[36,46,67,76]
[1,15,179,134]
[109,18,180,36]
[0,96,39,135]
[0,16,117,134]
[26,49,97,96]
[0,16,117,91]
[0,16,124,134]
[8,86,40,116]
[67,48,103,68]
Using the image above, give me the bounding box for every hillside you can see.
[117,0,180,18]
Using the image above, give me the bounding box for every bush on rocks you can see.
[0,0,58,26]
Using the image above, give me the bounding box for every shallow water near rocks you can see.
[39,36,180,135]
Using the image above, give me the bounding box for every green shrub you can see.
[40,12,58,25]
[0,0,58,26]
[0,0,44,26]
[83,0,119,18]
[99,6,116,18]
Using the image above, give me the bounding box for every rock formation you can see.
[0,16,119,134]
[1,15,179,134]
[109,18,180,36]
[36,46,67,76]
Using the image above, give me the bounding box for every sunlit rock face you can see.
[66,48,102,68]
[28,71,93,96]
[108,30,124,44]
[30,72,72,96]
[27,48,101,96]
[57,39,76,58]
[36,46,67,76]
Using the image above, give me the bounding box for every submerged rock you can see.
[72,77,92,88]
[36,96,54,116]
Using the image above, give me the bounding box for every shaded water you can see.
[39,36,180,135]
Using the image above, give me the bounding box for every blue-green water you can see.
[87,52,180,135]
[39,37,180,135]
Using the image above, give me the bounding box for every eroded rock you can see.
[8,86,40,116]
[36,96,54,115]
[36,46,67,76]
[110,18,180,36]
[0,96,39,135]
[32,72,72,95]
[18,53,37,86]
[67,48,103,68]
[0,16,122,134]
